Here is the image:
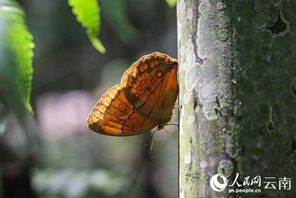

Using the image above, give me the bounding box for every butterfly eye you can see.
[156,70,164,78]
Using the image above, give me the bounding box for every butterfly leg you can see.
[145,128,160,151]
[174,105,182,109]
[166,122,179,126]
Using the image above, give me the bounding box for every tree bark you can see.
[178,0,296,197]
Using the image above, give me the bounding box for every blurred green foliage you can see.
[0,0,34,113]
[165,0,178,7]
[100,0,139,44]
[32,168,130,198]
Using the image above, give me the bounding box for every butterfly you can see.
[87,52,178,136]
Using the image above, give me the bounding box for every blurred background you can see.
[0,0,178,198]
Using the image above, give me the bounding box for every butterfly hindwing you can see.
[87,84,157,136]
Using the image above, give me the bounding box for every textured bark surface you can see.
[178,0,296,197]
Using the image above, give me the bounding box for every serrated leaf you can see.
[68,0,105,53]
[166,0,178,7]
[0,0,34,113]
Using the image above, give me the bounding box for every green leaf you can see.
[68,0,105,53]
[166,0,178,7]
[0,0,34,113]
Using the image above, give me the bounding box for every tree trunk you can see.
[178,0,296,197]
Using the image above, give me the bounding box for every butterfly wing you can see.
[121,52,178,125]
[87,84,157,136]
[87,52,178,135]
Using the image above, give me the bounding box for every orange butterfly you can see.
[87,52,178,136]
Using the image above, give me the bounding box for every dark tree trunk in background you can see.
[2,164,37,198]
[178,0,296,197]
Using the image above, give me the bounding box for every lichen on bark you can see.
[178,0,296,197]
[178,0,237,197]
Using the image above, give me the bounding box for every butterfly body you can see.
[87,52,178,136]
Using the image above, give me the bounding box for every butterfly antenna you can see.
[145,128,158,148]
[150,129,160,151]
[162,127,171,135]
